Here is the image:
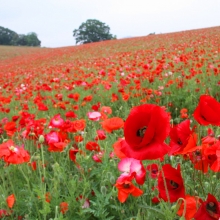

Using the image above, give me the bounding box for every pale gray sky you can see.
[1,0,220,48]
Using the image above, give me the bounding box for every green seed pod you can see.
[106,172,112,179]
[110,176,115,185]
[32,154,40,160]
[39,135,45,144]
[101,186,107,195]
[171,204,177,210]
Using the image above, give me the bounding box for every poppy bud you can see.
[171,204,177,210]
[106,172,112,178]
[110,176,115,185]
[39,135,45,144]
[100,186,107,195]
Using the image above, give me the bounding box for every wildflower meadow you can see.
[0,26,220,219]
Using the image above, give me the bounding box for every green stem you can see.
[40,144,46,180]
[19,166,41,220]
[159,162,171,205]
[5,167,15,195]
[39,144,47,220]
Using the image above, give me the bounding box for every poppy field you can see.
[0,26,220,219]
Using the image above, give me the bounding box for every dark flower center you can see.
[170,180,179,189]
[152,169,158,174]
[206,202,217,213]
[194,150,202,161]
[206,202,220,218]
[137,126,147,138]
[123,183,131,189]
[177,138,182,145]
[195,150,201,155]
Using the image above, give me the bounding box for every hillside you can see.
[0,26,220,219]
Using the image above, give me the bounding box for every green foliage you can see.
[0,26,41,46]
[0,26,19,45]
[25,32,41,46]
[73,19,115,44]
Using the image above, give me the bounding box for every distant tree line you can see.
[0,26,41,46]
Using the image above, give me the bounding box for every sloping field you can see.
[0,45,50,60]
[0,26,220,219]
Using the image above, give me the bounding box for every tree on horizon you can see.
[73,19,116,44]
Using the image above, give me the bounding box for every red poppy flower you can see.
[45,192,51,203]
[3,121,17,137]
[0,210,9,218]
[83,95,93,102]
[204,141,220,172]
[178,133,198,155]
[152,197,160,204]
[193,95,220,126]
[65,111,77,118]
[86,141,100,151]
[37,102,48,111]
[157,164,185,202]
[111,93,119,102]
[69,148,79,163]
[202,128,218,145]
[115,175,143,203]
[146,163,159,179]
[91,102,101,111]
[194,193,220,220]
[95,130,106,141]
[177,195,200,220]
[12,115,19,121]
[68,93,80,102]
[122,93,130,101]
[74,135,83,143]
[6,194,15,209]
[100,106,112,115]
[122,104,170,160]
[169,120,192,155]
[113,138,127,159]
[189,144,209,173]
[72,119,86,132]
[60,202,69,214]
[101,117,124,133]
[29,161,37,171]
[0,140,30,164]
[180,108,188,119]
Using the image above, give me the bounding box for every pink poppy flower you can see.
[118,157,146,185]
[49,114,64,128]
[45,132,59,144]
[87,111,101,121]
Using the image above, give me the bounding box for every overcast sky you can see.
[1,0,220,48]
